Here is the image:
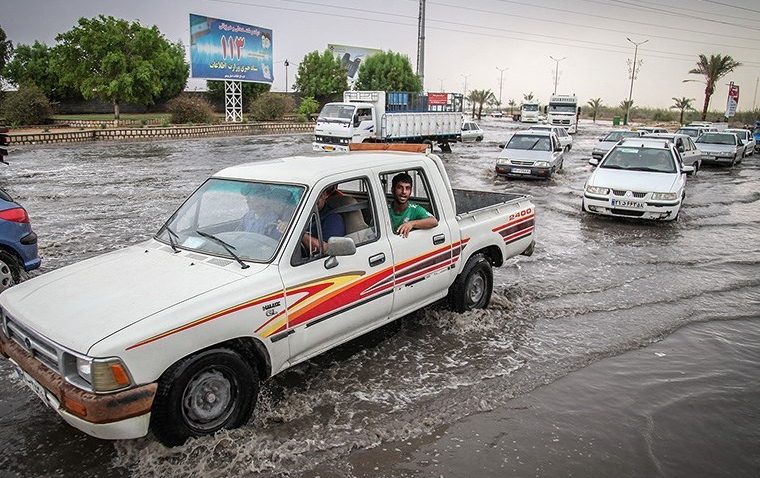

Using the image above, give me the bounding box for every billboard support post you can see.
[225,80,243,123]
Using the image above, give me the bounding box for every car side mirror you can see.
[554,146,563,152]
[598,138,604,142]
[498,144,505,149]
[588,158,599,166]
[738,140,744,146]
[682,165,695,175]
[677,145,685,153]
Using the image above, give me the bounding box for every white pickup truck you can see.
[0,145,535,446]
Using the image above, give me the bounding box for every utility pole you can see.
[284,59,290,92]
[438,78,444,91]
[549,56,566,95]
[625,37,648,125]
[753,76,758,111]
[416,0,426,90]
[460,73,471,98]
[496,67,508,106]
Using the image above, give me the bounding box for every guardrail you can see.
[7,122,314,145]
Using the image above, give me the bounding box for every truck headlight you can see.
[651,192,677,201]
[535,161,549,168]
[585,185,609,195]
[76,356,132,392]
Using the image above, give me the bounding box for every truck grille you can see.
[4,315,62,372]
[612,189,647,198]
[552,119,571,125]
[314,135,349,146]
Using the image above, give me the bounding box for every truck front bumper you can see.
[313,142,349,152]
[0,330,156,440]
[583,194,680,220]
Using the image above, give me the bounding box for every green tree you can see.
[205,81,271,111]
[586,98,602,123]
[297,96,320,119]
[52,15,189,119]
[0,25,12,81]
[1,84,51,126]
[686,54,741,121]
[355,51,421,92]
[670,97,695,125]
[470,89,496,120]
[466,90,478,118]
[3,41,80,101]
[294,50,347,105]
[620,99,634,115]
[508,99,516,115]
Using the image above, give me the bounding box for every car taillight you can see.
[0,207,29,223]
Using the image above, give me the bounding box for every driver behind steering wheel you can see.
[238,184,288,240]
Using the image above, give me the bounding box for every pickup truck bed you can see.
[453,188,528,216]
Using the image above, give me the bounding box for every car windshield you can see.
[603,131,639,142]
[548,104,575,113]
[601,146,676,173]
[506,134,551,151]
[318,104,355,123]
[696,133,736,145]
[522,104,539,111]
[156,178,305,263]
[675,128,699,138]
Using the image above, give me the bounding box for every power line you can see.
[206,0,760,67]
[695,0,760,16]
[606,0,759,23]
[424,0,760,51]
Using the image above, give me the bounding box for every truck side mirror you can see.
[577,107,582,115]
[543,106,548,114]
[324,237,356,269]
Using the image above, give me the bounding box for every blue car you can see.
[0,188,40,290]
[753,121,760,153]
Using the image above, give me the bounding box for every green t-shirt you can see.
[388,202,432,232]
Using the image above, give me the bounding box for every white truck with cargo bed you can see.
[314,91,463,153]
[0,146,535,446]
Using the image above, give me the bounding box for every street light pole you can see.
[625,38,648,125]
[284,59,290,92]
[496,67,508,106]
[549,56,566,95]
[438,78,445,91]
[460,73,471,98]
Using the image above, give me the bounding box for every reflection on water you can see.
[0,121,758,477]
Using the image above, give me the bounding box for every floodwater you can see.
[0,119,758,477]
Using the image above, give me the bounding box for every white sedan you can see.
[726,129,755,157]
[461,121,484,142]
[582,138,693,221]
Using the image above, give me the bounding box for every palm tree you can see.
[469,89,496,120]
[586,98,602,123]
[620,100,634,120]
[686,54,742,121]
[523,92,534,101]
[670,97,695,125]
[466,90,478,119]
[508,99,516,115]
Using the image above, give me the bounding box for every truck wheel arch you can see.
[476,245,503,268]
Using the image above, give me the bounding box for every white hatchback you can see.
[461,121,484,142]
[583,138,693,221]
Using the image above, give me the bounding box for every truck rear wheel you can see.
[448,253,493,313]
[150,348,258,446]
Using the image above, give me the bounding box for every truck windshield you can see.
[603,131,639,142]
[506,134,551,151]
[318,104,355,123]
[601,147,676,173]
[522,104,539,111]
[696,133,736,145]
[156,179,305,263]
[548,105,576,113]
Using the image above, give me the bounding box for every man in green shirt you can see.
[388,172,439,237]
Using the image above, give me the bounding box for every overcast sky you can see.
[4,0,760,110]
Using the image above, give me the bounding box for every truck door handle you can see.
[433,234,445,245]
[369,253,385,267]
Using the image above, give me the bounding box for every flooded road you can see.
[1,119,758,477]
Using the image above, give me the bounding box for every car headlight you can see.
[497,158,510,165]
[651,192,678,201]
[76,356,132,392]
[585,185,609,195]
[535,161,550,167]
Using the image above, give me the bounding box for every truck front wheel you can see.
[448,253,493,313]
[150,348,259,446]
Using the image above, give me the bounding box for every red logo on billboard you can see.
[427,93,449,106]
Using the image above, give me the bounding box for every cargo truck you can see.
[313,91,463,153]
[520,101,540,123]
[547,94,580,134]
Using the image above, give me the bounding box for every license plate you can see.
[610,199,644,209]
[323,146,335,152]
[13,365,49,407]
[511,168,531,174]
[702,155,714,160]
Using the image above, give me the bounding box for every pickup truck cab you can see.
[495,130,565,179]
[695,132,745,166]
[643,133,702,175]
[528,125,573,151]
[583,138,691,221]
[0,146,536,446]
[592,130,645,160]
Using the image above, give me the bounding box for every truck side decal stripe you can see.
[495,218,535,239]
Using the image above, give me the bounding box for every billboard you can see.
[725,82,739,118]
[190,14,273,83]
[328,44,382,84]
